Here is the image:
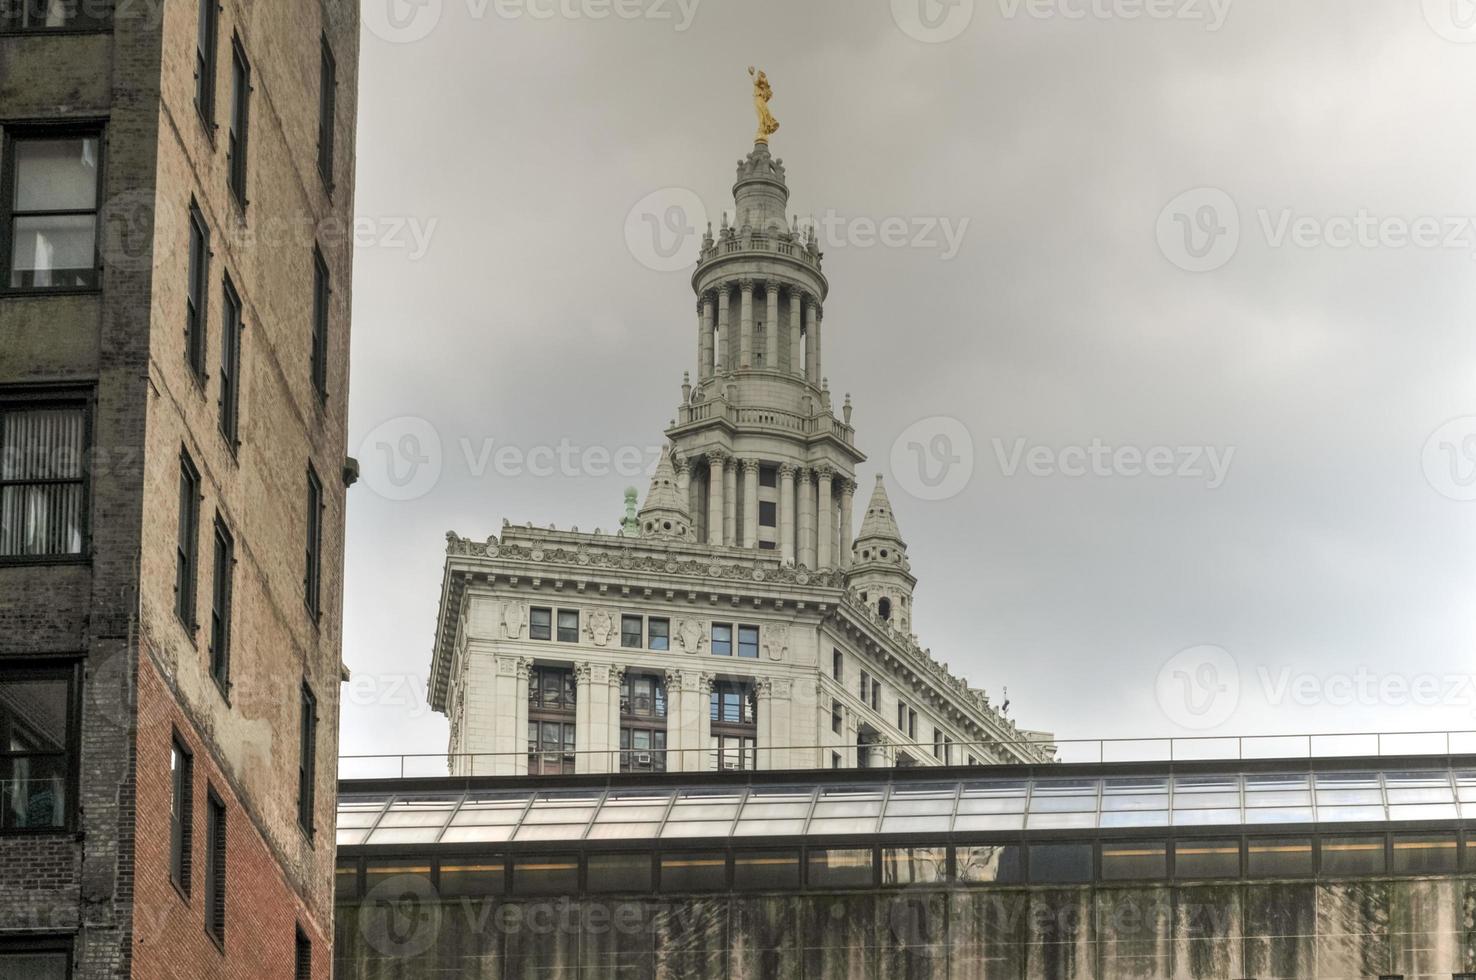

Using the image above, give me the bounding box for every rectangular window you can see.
[907,709,917,740]
[170,736,193,893]
[218,275,241,446]
[0,401,86,557]
[831,752,842,769]
[620,673,666,719]
[311,248,329,398]
[2,0,110,29]
[660,852,727,892]
[204,790,226,943]
[227,37,250,206]
[297,685,317,835]
[175,451,201,629]
[859,671,871,704]
[831,699,842,735]
[621,614,643,649]
[758,466,777,488]
[588,852,652,893]
[1101,841,1168,881]
[526,720,575,776]
[711,623,732,656]
[1391,834,1458,874]
[737,625,759,659]
[208,517,233,690]
[832,649,843,681]
[734,850,799,890]
[0,662,77,831]
[556,609,579,643]
[956,844,1024,885]
[648,617,669,651]
[1320,836,1386,876]
[186,202,209,378]
[1173,840,1240,879]
[808,848,874,889]
[511,856,578,895]
[529,607,551,640]
[896,700,905,731]
[619,727,666,773]
[1247,838,1314,878]
[0,944,69,979]
[304,466,323,619]
[196,0,219,123]
[528,666,575,711]
[882,847,948,886]
[317,37,336,188]
[870,677,880,711]
[6,132,101,289]
[758,500,777,527]
[294,927,311,980]
[1029,843,1093,884]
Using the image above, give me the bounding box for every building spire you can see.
[637,446,694,541]
[857,473,906,550]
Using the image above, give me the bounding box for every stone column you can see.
[574,662,593,774]
[716,286,730,373]
[741,458,760,549]
[778,463,796,565]
[756,677,774,770]
[706,452,725,547]
[797,467,816,568]
[512,657,531,776]
[765,280,780,369]
[697,673,715,771]
[723,456,737,547]
[839,479,856,568]
[816,466,833,569]
[739,279,754,369]
[699,294,715,379]
[674,455,690,505]
[813,303,824,384]
[606,666,624,775]
[804,297,819,384]
[789,288,804,377]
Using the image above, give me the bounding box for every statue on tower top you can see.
[748,67,779,144]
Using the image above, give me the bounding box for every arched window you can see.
[878,597,892,621]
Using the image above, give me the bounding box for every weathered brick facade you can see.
[0,0,358,975]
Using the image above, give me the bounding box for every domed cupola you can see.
[848,475,917,632]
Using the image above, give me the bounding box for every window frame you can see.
[0,658,82,835]
[226,35,251,209]
[529,606,552,641]
[185,200,210,380]
[0,390,92,564]
[175,449,202,632]
[317,35,336,191]
[298,683,317,837]
[208,514,233,694]
[170,732,194,895]
[195,0,220,128]
[648,617,670,651]
[311,246,329,400]
[555,608,579,643]
[620,614,643,649]
[304,464,324,621]
[294,926,312,980]
[204,787,227,946]
[218,273,242,449]
[1,123,104,295]
[0,935,73,979]
[0,0,112,32]
[711,622,733,657]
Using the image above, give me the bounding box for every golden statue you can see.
[749,66,779,144]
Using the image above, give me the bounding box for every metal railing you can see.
[337,730,1476,781]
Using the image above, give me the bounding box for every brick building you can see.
[0,1,358,977]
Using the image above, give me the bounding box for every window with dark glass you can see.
[808,848,874,889]
[529,666,575,710]
[529,607,551,640]
[621,614,643,648]
[831,699,842,734]
[0,943,69,980]
[1392,834,1458,874]
[831,752,842,769]
[758,466,777,488]
[1320,836,1386,876]
[311,248,329,398]
[556,609,579,643]
[758,501,777,527]
[528,666,576,775]
[2,0,110,29]
[734,850,800,890]
[297,685,317,835]
[204,789,226,943]
[437,860,504,898]
[170,735,193,893]
[588,852,652,893]
[711,623,732,656]
[208,516,232,689]
[737,625,759,659]
[620,673,666,772]
[660,852,727,892]
[1029,843,1093,884]
[648,617,669,651]
[0,401,86,558]
[1101,842,1167,881]
[0,663,76,831]
[955,845,1024,885]
[1173,840,1239,879]
[334,859,359,902]
[711,680,756,770]
[294,927,311,980]
[511,856,577,895]
[6,132,100,289]
[1247,838,1314,878]
[227,37,250,206]
[196,0,219,123]
[317,36,336,189]
[186,202,209,378]
[304,466,323,619]
[219,275,241,445]
[175,451,201,629]
[832,649,843,681]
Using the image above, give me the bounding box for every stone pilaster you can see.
[716,286,730,373]
[778,463,796,565]
[804,296,819,384]
[706,451,725,547]
[813,302,824,384]
[816,465,834,569]
[797,467,816,568]
[765,280,780,369]
[699,294,715,379]
[723,455,737,547]
[741,458,760,549]
[789,287,804,376]
[511,657,532,776]
[839,478,856,568]
[574,662,593,773]
[739,279,755,369]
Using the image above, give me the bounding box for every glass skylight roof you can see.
[337,766,1475,848]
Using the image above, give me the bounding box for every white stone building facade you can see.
[428,136,1053,775]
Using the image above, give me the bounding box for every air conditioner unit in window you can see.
[635,752,653,765]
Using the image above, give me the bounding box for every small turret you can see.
[637,447,694,542]
[848,475,917,631]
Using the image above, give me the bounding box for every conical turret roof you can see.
[856,474,904,545]
[638,447,693,541]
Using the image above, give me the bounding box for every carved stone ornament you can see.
[675,618,707,654]
[586,609,616,647]
[500,600,528,640]
[763,624,790,662]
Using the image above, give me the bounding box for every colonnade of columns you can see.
[696,280,822,382]
[683,452,854,568]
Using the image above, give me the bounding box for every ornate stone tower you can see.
[659,137,866,567]
[849,474,917,634]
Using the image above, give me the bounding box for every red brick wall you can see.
[131,654,329,980]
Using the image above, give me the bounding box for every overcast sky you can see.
[340,0,1476,770]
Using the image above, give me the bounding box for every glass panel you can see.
[1388,802,1459,822]
[1101,842,1168,880]
[335,828,368,846]
[957,780,1028,813]
[363,862,432,895]
[882,847,947,885]
[1315,804,1386,823]
[1247,838,1314,877]
[438,860,505,897]
[956,844,1023,884]
[660,852,726,892]
[808,847,873,889]
[1241,806,1314,825]
[587,852,653,893]
[733,850,800,890]
[1025,810,1098,830]
[1101,777,1168,811]
[1384,771,1454,804]
[11,215,95,287]
[1172,807,1241,827]
[1243,774,1311,808]
[1028,779,1099,812]
[1454,771,1476,803]
[377,796,458,828]
[1392,834,1459,874]
[1174,840,1239,879]
[334,860,359,901]
[952,811,1025,832]
[1172,775,1241,811]
[1314,772,1383,806]
[364,826,442,846]
[511,856,578,895]
[1029,843,1092,883]
[1098,809,1169,829]
[1320,836,1386,876]
[15,138,98,211]
[1,409,84,481]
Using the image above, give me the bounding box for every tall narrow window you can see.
[227,38,250,206]
[304,466,323,620]
[710,681,757,771]
[195,0,219,124]
[555,609,578,643]
[0,662,78,830]
[737,625,760,659]
[204,789,226,943]
[311,248,329,398]
[648,617,670,651]
[0,400,86,557]
[832,649,843,682]
[317,37,336,188]
[175,451,201,630]
[298,685,317,835]
[295,926,312,980]
[170,735,193,893]
[621,614,643,649]
[6,132,101,289]
[711,623,732,656]
[619,673,667,773]
[218,277,243,446]
[186,202,209,378]
[209,516,233,690]
[527,666,576,775]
